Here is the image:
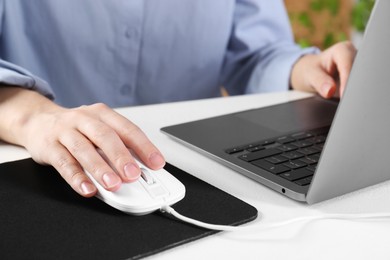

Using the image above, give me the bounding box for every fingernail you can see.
[80,181,96,195]
[124,163,141,182]
[149,152,165,168]
[321,83,332,96]
[102,172,121,189]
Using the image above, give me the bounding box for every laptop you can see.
[161,0,390,204]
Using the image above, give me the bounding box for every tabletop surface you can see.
[1,91,390,260]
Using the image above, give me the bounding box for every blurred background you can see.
[285,0,375,49]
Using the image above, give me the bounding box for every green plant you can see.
[352,0,375,32]
[288,0,347,49]
[288,0,375,49]
[310,0,340,15]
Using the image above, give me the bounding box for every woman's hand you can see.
[0,87,165,197]
[291,41,357,98]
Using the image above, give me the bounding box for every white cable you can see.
[160,205,390,232]
[161,205,245,231]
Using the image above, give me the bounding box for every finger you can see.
[96,104,166,170]
[332,42,357,97]
[58,128,122,191]
[48,142,97,197]
[307,64,338,99]
[74,111,141,183]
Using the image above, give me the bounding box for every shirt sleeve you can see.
[0,0,54,99]
[0,59,54,99]
[220,0,319,95]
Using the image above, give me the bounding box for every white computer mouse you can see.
[85,152,186,216]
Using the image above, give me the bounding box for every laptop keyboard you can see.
[225,127,329,186]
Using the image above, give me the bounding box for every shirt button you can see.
[120,84,132,95]
[125,27,138,39]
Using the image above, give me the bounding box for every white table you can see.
[2,91,390,260]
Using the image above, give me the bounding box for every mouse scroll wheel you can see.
[140,168,155,185]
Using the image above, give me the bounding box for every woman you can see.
[0,0,356,197]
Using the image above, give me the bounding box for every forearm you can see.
[0,86,61,146]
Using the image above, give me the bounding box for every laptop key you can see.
[295,176,313,186]
[291,140,313,148]
[277,144,298,152]
[299,157,318,165]
[306,153,320,163]
[259,139,275,146]
[252,159,290,174]
[225,147,245,154]
[282,151,304,160]
[239,148,282,162]
[311,145,323,152]
[265,155,289,164]
[283,160,307,170]
[309,135,327,144]
[246,146,265,152]
[280,168,313,181]
[276,136,295,144]
[242,143,259,150]
[297,147,318,155]
[291,132,314,140]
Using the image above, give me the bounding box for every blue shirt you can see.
[0,0,316,108]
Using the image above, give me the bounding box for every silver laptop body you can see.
[161,0,390,204]
[306,0,390,203]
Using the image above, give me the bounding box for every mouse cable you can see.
[160,205,390,232]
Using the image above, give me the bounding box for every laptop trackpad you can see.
[234,97,337,134]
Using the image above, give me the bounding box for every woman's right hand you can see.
[0,87,165,197]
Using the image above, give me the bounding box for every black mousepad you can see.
[0,158,257,260]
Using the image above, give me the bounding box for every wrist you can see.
[0,87,61,146]
[290,54,316,92]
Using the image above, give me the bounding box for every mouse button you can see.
[110,183,154,207]
[147,184,169,198]
[140,167,155,185]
